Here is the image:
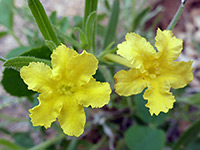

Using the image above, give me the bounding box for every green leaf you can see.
[73,16,83,28]
[54,27,82,49]
[28,0,60,46]
[6,45,51,60]
[58,17,69,33]
[45,40,57,52]
[104,0,111,10]
[0,0,14,30]
[6,46,33,59]
[135,92,167,126]
[125,125,165,150]
[83,0,98,28]
[22,45,51,60]
[49,11,57,25]
[50,11,69,33]
[176,91,200,108]
[132,6,151,31]
[85,11,97,52]
[1,68,35,97]
[0,31,8,39]
[186,137,200,150]
[0,139,24,150]
[13,132,34,148]
[173,119,200,150]
[103,0,119,49]
[3,56,51,71]
[73,27,87,47]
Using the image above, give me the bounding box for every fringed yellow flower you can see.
[20,44,111,137]
[114,28,193,116]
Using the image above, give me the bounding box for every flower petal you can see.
[143,79,175,116]
[117,32,156,69]
[155,28,183,62]
[65,51,98,85]
[51,44,78,79]
[160,61,193,89]
[74,78,111,108]
[29,94,63,128]
[114,68,148,96]
[20,62,54,94]
[58,97,86,137]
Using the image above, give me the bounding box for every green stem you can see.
[10,31,23,46]
[0,56,7,62]
[103,54,133,68]
[167,1,187,30]
[127,97,134,114]
[28,134,65,150]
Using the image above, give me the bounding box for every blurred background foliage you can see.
[0,0,200,150]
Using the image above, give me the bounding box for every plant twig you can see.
[0,56,7,62]
[167,0,188,30]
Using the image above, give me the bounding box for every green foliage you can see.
[0,139,24,150]
[0,0,199,150]
[103,0,119,49]
[125,125,166,150]
[132,6,151,31]
[173,119,200,150]
[0,31,8,39]
[85,11,97,52]
[0,0,14,30]
[3,56,51,71]
[13,132,34,148]
[28,0,60,46]
[1,68,35,97]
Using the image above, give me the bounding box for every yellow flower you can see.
[114,29,193,116]
[20,44,111,137]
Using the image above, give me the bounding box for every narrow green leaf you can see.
[6,45,51,60]
[49,11,57,25]
[45,40,57,51]
[1,68,35,97]
[104,0,111,10]
[28,0,60,46]
[0,56,7,62]
[97,13,107,21]
[3,56,51,71]
[0,31,8,39]
[0,0,14,30]
[83,0,98,28]
[132,6,151,31]
[73,27,87,47]
[28,134,65,150]
[54,27,82,49]
[21,45,51,60]
[125,125,165,150]
[6,46,33,59]
[85,11,97,53]
[173,119,200,150]
[0,139,24,150]
[103,0,119,49]
[58,17,69,32]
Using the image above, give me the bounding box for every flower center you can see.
[144,62,160,79]
[57,83,73,95]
